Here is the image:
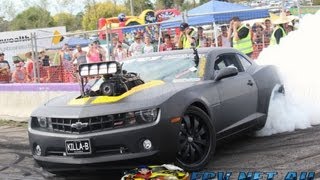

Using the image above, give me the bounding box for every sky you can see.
[0,0,117,20]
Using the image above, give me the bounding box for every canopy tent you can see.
[161,0,270,29]
[67,37,91,48]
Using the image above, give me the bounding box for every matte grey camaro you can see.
[28,47,284,173]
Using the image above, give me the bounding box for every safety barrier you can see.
[0,83,79,121]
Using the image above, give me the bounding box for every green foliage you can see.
[0,17,10,32]
[124,0,154,15]
[314,0,320,5]
[53,12,82,31]
[82,1,129,30]
[10,6,55,30]
[155,0,185,10]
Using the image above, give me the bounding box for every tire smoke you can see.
[256,11,320,136]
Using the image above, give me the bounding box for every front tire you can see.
[175,106,216,171]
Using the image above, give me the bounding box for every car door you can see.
[213,53,258,134]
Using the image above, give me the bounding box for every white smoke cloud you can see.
[256,10,320,136]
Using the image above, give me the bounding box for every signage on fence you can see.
[0,26,66,66]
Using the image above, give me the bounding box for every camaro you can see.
[28,47,283,173]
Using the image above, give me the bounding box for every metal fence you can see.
[2,5,318,84]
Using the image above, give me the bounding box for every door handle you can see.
[247,80,254,86]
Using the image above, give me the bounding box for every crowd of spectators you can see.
[0,11,296,84]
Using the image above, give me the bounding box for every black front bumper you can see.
[28,115,180,171]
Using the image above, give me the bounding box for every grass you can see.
[0,119,28,128]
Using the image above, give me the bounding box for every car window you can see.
[237,54,252,71]
[214,54,244,72]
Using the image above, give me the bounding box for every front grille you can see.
[51,113,136,134]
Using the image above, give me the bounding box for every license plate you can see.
[65,139,91,155]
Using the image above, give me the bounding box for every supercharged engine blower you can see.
[78,61,144,97]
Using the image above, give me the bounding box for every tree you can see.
[10,6,55,30]
[82,1,129,30]
[155,0,185,10]
[53,13,80,31]
[124,0,154,16]
[0,17,10,32]
[155,0,174,9]
[199,0,210,5]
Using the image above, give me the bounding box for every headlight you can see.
[37,117,48,128]
[135,108,159,123]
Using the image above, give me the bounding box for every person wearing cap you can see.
[270,12,290,45]
[178,22,196,49]
[128,35,145,56]
[229,16,253,57]
[0,52,11,83]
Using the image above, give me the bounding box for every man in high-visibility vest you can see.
[229,16,253,57]
[270,12,291,45]
[178,23,196,49]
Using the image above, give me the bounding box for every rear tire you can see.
[175,106,216,171]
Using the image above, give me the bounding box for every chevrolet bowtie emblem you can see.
[71,122,88,130]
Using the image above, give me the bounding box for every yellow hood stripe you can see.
[68,97,90,106]
[68,80,165,105]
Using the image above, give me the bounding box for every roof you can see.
[161,0,270,28]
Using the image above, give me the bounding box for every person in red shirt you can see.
[25,52,34,82]
[159,34,175,52]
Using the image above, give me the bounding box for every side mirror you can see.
[214,66,238,81]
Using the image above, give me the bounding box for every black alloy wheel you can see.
[175,106,216,171]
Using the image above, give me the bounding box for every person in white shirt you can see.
[113,41,128,62]
[128,35,145,56]
[143,36,155,54]
[218,25,231,47]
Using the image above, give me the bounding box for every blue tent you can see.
[161,0,269,28]
[67,37,91,48]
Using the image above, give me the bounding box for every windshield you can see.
[87,53,206,92]
[122,53,205,82]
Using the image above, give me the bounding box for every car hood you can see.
[31,80,199,118]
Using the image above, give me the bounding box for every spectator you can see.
[229,16,253,57]
[178,23,196,49]
[0,52,11,83]
[142,36,155,54]
[113,41,128,62]
[25,52,34,82]
[87,42,102,63]
[73,44,87,66]
[173,36,180,49]
[60,44,74,82]
[152,32,161,50]
[39,49,50,66]
[253,24,264,45]
[95,40,107,61]
[218,25,231,47]
[270,12,290,45]
[12,61,26,83]
[196,26,206,48]
[159,34,175,51]
[263,19,273,46]
[128,35,145,56]
[111,37,129,59]
[286,21,294,33]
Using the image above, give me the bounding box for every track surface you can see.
[0,125,319,179]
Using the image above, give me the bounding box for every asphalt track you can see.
[0,125,320,180]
